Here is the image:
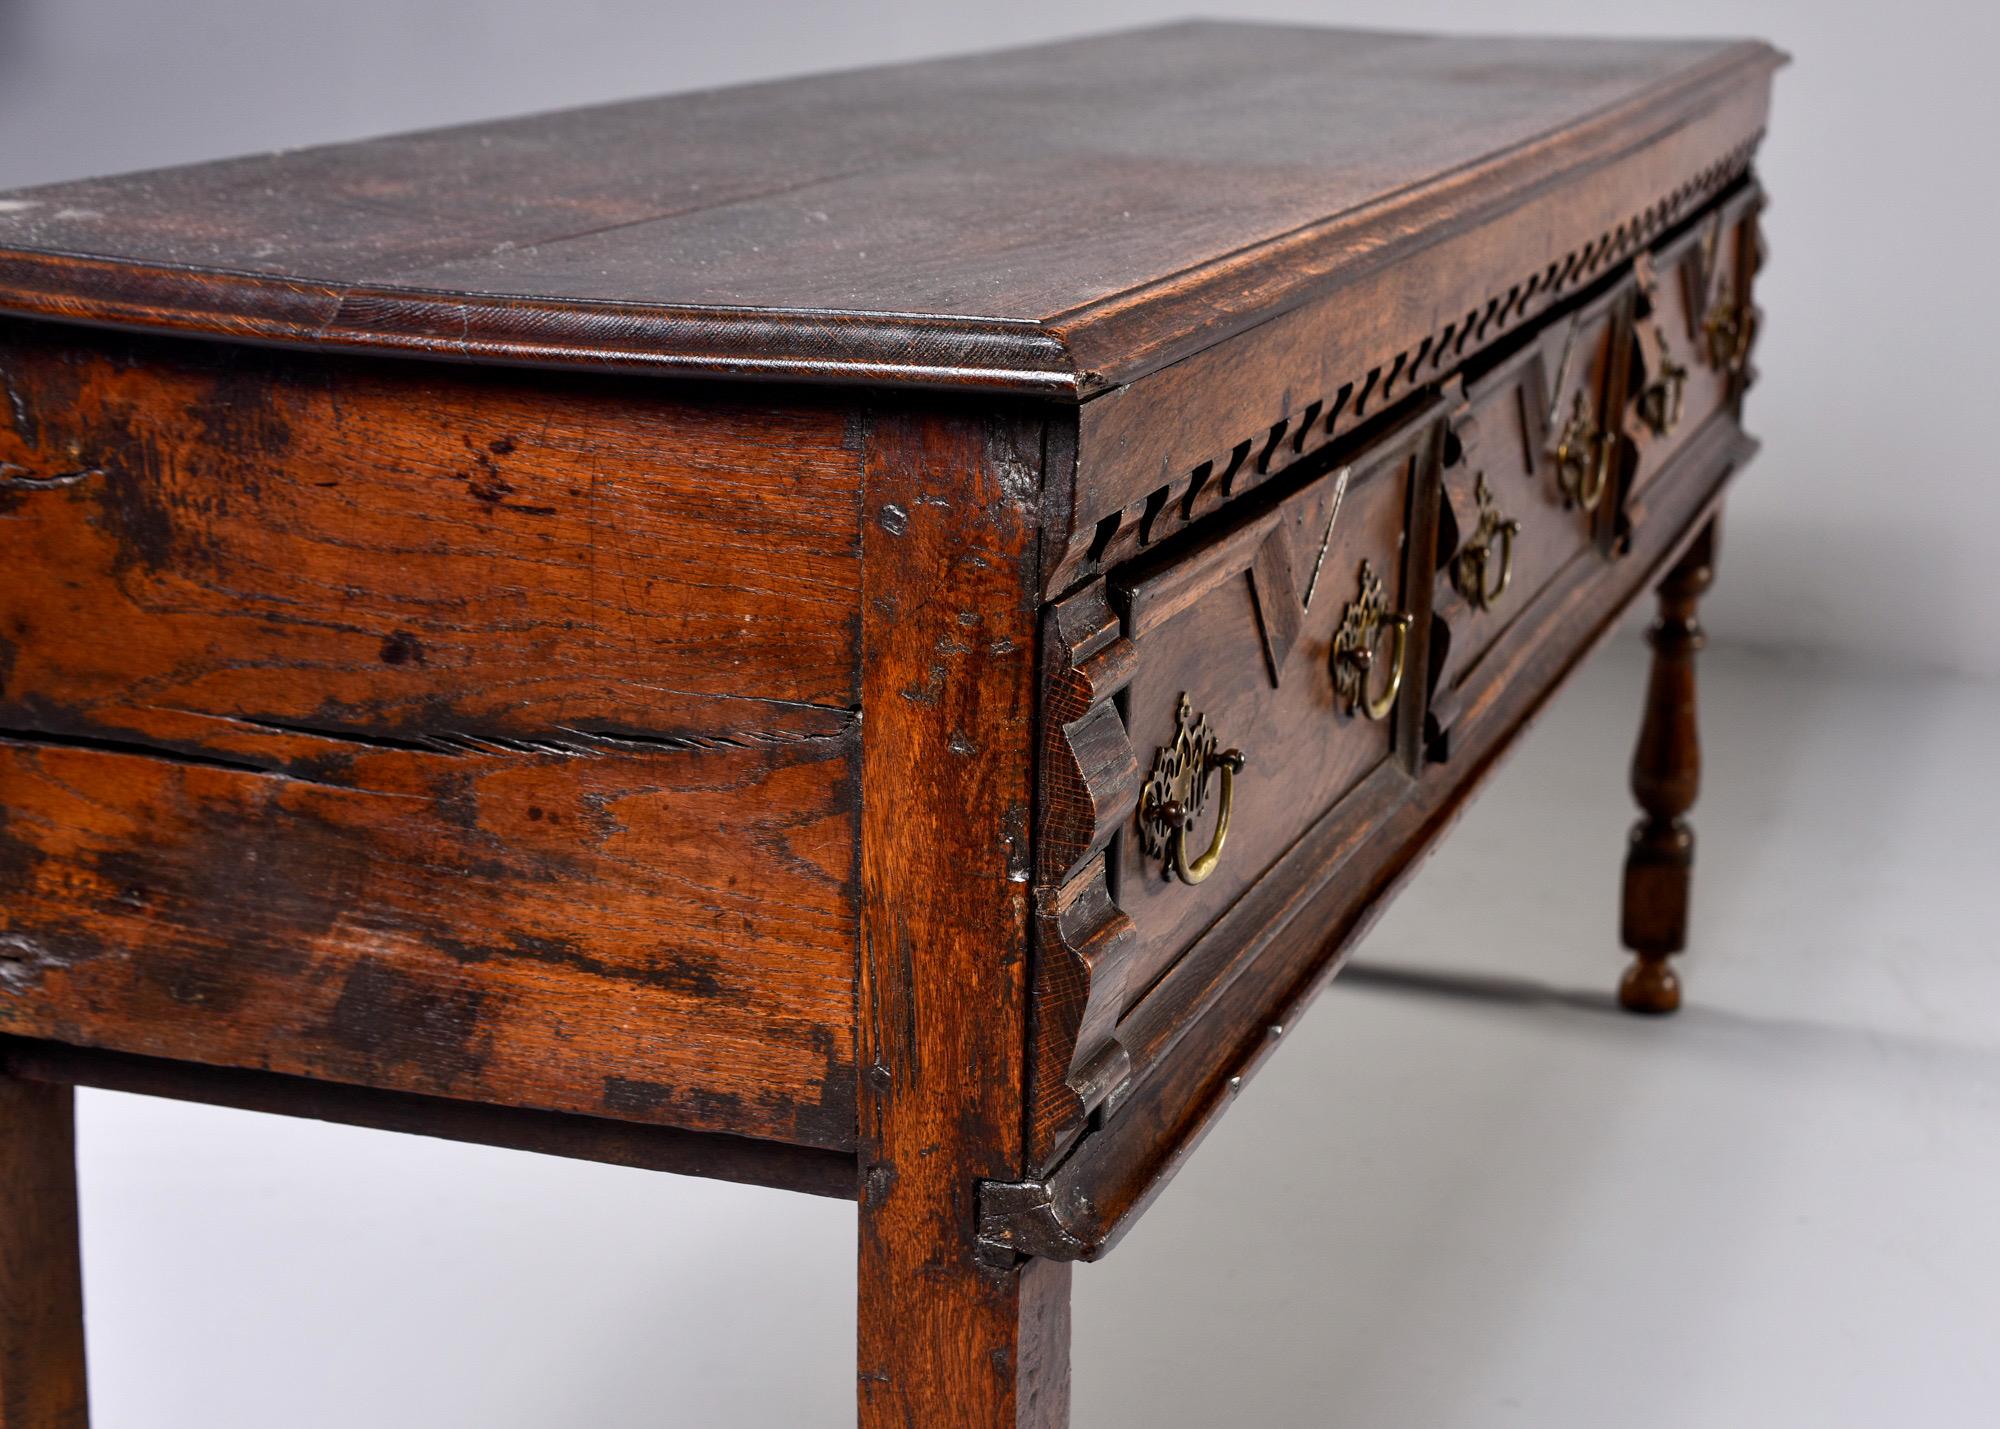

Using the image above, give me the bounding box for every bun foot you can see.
[1617,956,1682,1015]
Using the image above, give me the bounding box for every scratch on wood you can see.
[861,1159,898,1208]
[0,931,71,992]
[0,464,103,490]
[898,665,945,706]
[631,684,862,722]
[2,368,34,439]
[896,917,919,1080]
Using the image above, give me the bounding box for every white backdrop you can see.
[3,0,1995,674]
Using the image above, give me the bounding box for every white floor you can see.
[70,642,2000,1427]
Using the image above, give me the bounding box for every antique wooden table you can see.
[0,23,1781,1426]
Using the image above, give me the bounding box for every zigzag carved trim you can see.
[1082,138,1763,576]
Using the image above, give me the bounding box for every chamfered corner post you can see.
[1619,516,1719,1014]
[0,1072,90,1428]
[855,406,1073,1428]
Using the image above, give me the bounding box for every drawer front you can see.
[1622,184,1763,508]
[1029,405,1443,1166]
[1426,281,1630,754]
[1112,419,1432,1001]
[0,323,862,1149]
[1025,179,1767,1202]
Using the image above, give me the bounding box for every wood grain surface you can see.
[0,323,863,1147]
[0,1075,87,1428]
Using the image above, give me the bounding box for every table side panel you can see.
[0,325,865,1148]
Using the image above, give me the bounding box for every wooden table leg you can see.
[858,1234,1071,1428]
[856,408,1071,1426]
[1619,517,1718,1014]
[0,1075,89,1428]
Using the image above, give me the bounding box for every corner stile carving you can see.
[1036,583,1140,890]
[1029,581,1143,1171]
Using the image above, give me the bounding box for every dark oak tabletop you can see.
[0,22,1780,395]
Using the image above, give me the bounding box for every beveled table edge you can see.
[0,41,1784,400]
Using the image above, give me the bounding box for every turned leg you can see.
[0,1075,89,1427]
[1619,518,1717,1014]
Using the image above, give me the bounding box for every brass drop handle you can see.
[1634,322,1689,439]
[1450,473,1521,613]
[1636,373,1686,439]
[1553,390,1610,513]
[1341,616,1410,721]
[1330,560,1412,722]
[1153,748,1245,885]
[1139,695,1249,886]
[1477,520,1517,608]
[1703,299,1756,375]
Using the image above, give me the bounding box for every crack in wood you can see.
[0,725,395,794]
[232,713,855,759]
[0,725,277,777]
